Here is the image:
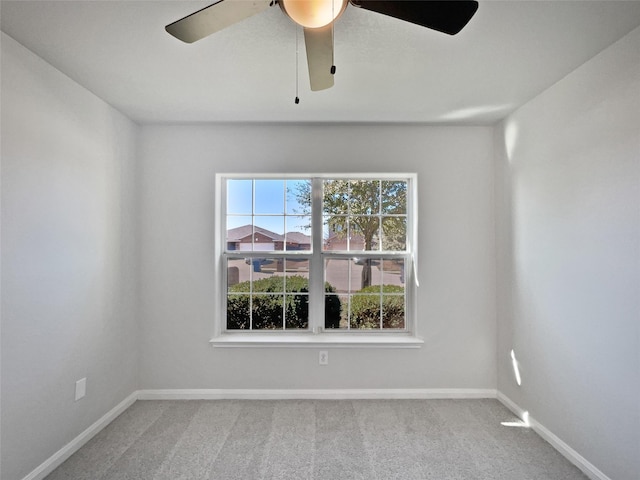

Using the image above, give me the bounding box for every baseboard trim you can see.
[137,388,498,400]
[496,391,612,480]
[21,392,138,480]
[496,391,527,418]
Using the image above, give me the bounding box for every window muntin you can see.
[222,175,414,334]
[226,178,312,252]
[322,179,407,252]
[226,257,310,330]
[324,257,406,330]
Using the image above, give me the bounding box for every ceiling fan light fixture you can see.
[165,0,479,92]
[280,0,348,28]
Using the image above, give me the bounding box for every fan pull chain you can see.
[331,0,336,75]
[294,25,300,104]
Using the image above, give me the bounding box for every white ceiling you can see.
[2,0,640,124]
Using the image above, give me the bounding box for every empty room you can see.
[1,1,639,479]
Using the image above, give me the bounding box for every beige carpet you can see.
[45,399,588,480]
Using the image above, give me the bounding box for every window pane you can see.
[286,179,311,215]
[324,258,350,295]
[323,256,407,331]
[381,181,407,214]
[323,215,348,251]
[322,179,349,215]
[285,270,309,292]
[285,294,309,329]
[382,294,405,329]
[324,293,346,329]
[381,216,406,251]
[227,179,253,215]
[368,259,384,288]
[227,294,250,329]
[350,216,379,251]
[227,215,253,231]
[227,270,313,331]
[350,293,381,329]
[382,259,405,287]
[350,258,368,291]
[255,180,284,214]
[349,180,380,215]
[228,220,285,252]
[252,217,284,251]
[251,264,283,291]
[227,258,250,291]
[285,216,312,251]
[284,272,310,329]
[252,294,284,330]
[227,217,253,251]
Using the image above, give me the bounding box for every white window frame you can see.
[211,173,423,348]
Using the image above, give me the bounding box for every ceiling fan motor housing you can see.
[279,0,348,29]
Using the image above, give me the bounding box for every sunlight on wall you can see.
[504,119,519,162]
[439,104,513,122]
[511,349,522,386]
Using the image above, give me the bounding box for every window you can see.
[214,174,420,347]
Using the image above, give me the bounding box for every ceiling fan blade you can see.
[303,26,335,91]
[166,0,271,43]
[349,0,478,35]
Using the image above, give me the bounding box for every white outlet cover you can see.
[75,378,87,401]
[319,351,328,365]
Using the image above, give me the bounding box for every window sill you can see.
[210,333,424,349]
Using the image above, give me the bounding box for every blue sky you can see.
[227,179,311,235]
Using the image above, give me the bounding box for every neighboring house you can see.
[227,224,311,251]
[282,231,312,251]
[227,224,367,252]
[227,224,282,251]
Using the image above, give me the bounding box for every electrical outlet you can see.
[319,350,328,365]
[75,377,87,401]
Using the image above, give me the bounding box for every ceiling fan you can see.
[166,0,479,92]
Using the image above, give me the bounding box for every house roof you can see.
[284,231,312,244]
[227,225,284,242]
[227,225,311,244]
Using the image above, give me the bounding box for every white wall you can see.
[1,33,139,480]
[495,27,640,480]
[138,124,497,391]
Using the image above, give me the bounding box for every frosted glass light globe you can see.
[280,0,348,29]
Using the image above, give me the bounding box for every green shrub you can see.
[349,285,405,329]
[227,276,340,330]
[324,290,341,329]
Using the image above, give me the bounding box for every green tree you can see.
[291,179,407,288]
